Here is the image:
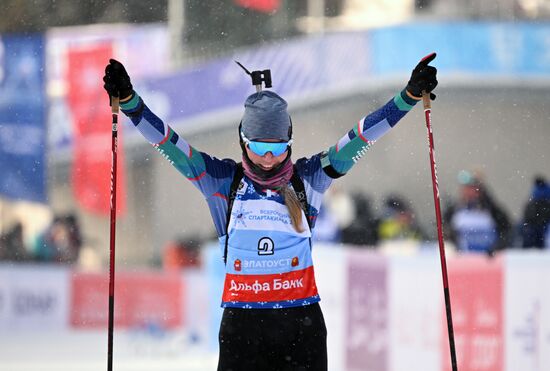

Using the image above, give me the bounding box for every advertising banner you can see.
[67,43,126,216]
[370,22,550,76]
[314,244,347,371]
[388,253,441,371]
[70,271,183,329]
[47,24,170,153]
[346,251,388,371]
[204,243,226,351]
[234,0,280,13]
[444,255,504,371]
[141,31,371,128]
[47,22,550,154]
[504,251,550,371]
[0,264,70,330]
[0,34,46,202]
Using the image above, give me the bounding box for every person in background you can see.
[163,235,203,270]
[0,222,29,262]
[377,194,425,242]
[311,200,342,244]
[102,53,437,371]
[444,170,511,255]
[33,213,82,264]
[312,186,354,245]
[520,175,550,248]
[340,192,380,247]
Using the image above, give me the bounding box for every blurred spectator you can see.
[33,213,82,264]
[520,175,550,248]
[313,186,354,244]
[328,187,355,235]
[0,222,29,262]
[313,202,341,243]
[444,170,511,255]
[340,192,379,247]
[163,235,203,270]
[378,194,425,242]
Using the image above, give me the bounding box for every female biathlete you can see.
[103,54,437,371]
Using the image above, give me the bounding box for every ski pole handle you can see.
[111,96,120,115]
[422,92,431,110]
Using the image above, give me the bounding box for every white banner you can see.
[388,250,442,371]
[504,251,550,371]
[0,264,70,330]
[182,268,210,345]
[314,244,347,371]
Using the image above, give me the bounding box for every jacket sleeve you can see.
[320,89,419,178]
[119,91,234,198]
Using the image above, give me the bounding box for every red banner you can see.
[443,255,504,371]
[234,0,280,13]
[70,271,183,328]
[67,44,126,216]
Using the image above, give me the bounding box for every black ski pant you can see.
[217,303,327,371]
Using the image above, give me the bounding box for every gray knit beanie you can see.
[241,91,291,141]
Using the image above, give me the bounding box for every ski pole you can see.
[107,96,119,371]
[422,92,458,371]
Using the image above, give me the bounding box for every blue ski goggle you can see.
[241,132,292,157]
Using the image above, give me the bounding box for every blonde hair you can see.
[280,185,305,233]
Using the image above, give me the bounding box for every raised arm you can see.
[320,53,438,178]
[102,59,234,198]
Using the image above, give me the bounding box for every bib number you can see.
[258,237,274,255]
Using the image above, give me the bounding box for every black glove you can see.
[406,52,438,100]
[103,59,133,101]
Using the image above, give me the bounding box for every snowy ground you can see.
[0,329,218,371]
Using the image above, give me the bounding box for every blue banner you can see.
[49,21,550,151]
[369,22,550,76]
[0,34,46,203]
[140,32,371,126]
[137,21,550,134]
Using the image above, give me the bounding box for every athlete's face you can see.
[245,139,289,171]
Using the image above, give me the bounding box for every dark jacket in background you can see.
[521,177,550,248]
